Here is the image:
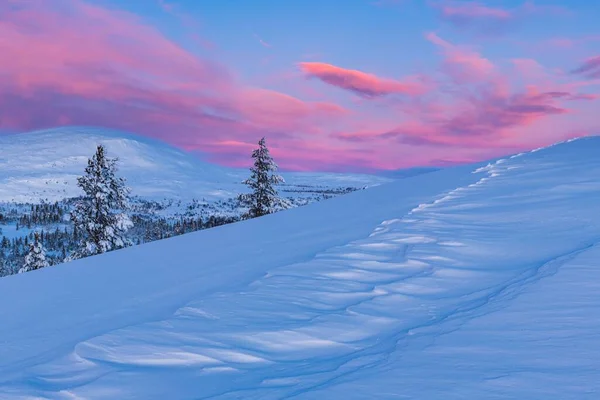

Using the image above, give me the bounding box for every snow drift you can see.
[0,136,599,399]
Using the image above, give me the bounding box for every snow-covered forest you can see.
[0,137,368,277]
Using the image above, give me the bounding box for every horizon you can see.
[3,124,457,174]
[1,0,599,172]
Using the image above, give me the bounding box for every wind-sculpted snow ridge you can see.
[0,137,599,399]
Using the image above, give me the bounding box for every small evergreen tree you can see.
[18,232,49,274]
[70,145,132,258]
[239,137,286,219]
[0,252,6,277]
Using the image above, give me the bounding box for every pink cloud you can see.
[568,93,599,101]
[198,136,377,172]
[0,0,350,169]
[430,0,513,33]
[547,38,575,48]
[431,1,571,33]
[335,42,595,155]
[0,0,596,172]
[544,36,600,50]
[157,0,215,50]
[425,32,494,83]
[572,56,600,79]
[434,1,512,21]
[298,62,427,98]
[520,1,572,17]
[234,88,347,134]
[511,58,546,79]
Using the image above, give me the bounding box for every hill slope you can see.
[0,127,392,203]
[0,137,599,399]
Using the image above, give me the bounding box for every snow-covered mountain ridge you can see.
[0,127,393,203]
[0,126,397,273]
[1,136,599,399]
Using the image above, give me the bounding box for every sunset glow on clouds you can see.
[0,0,598,171]
[299,62,427,98]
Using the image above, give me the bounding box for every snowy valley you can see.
[1,136,599,398]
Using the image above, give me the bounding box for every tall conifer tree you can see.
[70,145,132,258]
[19,232,49,273]
[239,137,285,219]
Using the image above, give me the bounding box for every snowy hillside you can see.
[0,127,392,203]
[1,136,599,399]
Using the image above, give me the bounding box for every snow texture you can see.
[0,136,599,399]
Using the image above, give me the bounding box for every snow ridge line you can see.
[405,154,511,217]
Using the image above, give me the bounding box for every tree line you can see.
[0,137,285,276]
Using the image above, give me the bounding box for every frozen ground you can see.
[0,127,392,203]
[0,136,599,399]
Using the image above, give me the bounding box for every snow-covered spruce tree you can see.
[70,145,132,259]
[239,137,287,219]
[18,232,49,274]
[0,255,6,277]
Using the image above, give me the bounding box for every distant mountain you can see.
[0,126,392,203]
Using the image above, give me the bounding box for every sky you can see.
[1,0,599,172]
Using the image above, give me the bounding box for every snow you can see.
[1,136,600,399]
[311,245,600,400]
[0,127,392,203]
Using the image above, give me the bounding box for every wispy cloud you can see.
[544,35,600,49]
[157,0,215,50]
[425,32,494,82]
[430,1,572,34]
[335,33,596,157]
[0,0,347,168]
[253,33,272,48]
[0,0,596,171]
[572,56,600,79]
[433,1,512,22]
[430,0,514,32]
[299,62,427,98]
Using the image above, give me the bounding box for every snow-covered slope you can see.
[1,136,599,399]
[0,127,392,203]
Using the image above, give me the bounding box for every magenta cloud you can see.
[335,34,597,155]
[0,0,349,168]
[298,62,427,98]
[0,0,597,171]
[572,56,600,79]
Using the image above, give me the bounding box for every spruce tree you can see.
[0,253,6,277]
[19,232,49,274]
[239,137,286,219]
[70,145,132,258]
